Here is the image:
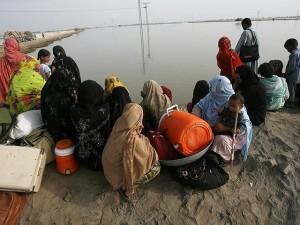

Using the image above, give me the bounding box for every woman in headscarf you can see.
[109,86,132,130]
[7,55,45,114]
[217,36,243,82]
[0,38,26,107]
[102,103,160,202]
[161,85,172,102]
[234,65,267,126]
[192,75,252,162]
[70,80,110,170]
[140,80,172,133]
[269,60,284,77]
[258,62,289,111]
[41,45,81,142]
[186,80,209,113]
[104,75,127,102]
[192,75,235,127]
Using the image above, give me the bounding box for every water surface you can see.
[31,20,300,104]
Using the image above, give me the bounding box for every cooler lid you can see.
[0,145,44,192]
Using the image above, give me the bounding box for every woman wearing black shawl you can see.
[41,46,81,142]
[233,65,267,126]
[70,80,110,170]
[109,86,132,130]
[187,80,210,113]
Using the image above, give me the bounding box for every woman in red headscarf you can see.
[217,36,243,82]
[0,38,26,106]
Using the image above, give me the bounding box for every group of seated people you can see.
[0,36,296,202]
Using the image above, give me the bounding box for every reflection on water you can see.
[30,20,300,104]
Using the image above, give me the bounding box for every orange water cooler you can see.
[55,139,78,175]
[159,105,213,156]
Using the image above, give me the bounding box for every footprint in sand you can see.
[64,188,79,202]
[244,156,257,172]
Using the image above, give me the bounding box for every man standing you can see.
[235,18,260,73]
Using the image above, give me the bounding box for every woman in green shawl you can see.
[258,62,289,111]
[7,55,45,114]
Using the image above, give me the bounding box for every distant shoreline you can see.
[0,29,83,59]
[88,16,300,28]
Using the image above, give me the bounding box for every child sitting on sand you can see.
[211,93,247,165]
[215,93,246,136]
[37,49,51,80]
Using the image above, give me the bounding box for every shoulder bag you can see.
[239,29,260,62]
[20,127,55,164]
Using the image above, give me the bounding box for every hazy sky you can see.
[0,0,299,33]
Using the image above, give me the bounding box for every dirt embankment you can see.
[0,29,83,58]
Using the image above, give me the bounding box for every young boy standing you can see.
[284,38,300,104]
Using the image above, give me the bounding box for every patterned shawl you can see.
[102,103,158,198]
[41,52,81,142]
[0,38,26,104]
[7,55,45,114]
[70,80,110,170]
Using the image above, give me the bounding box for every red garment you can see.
[161,85,172,102]
[0,38,26,104]
[217,36,242,82]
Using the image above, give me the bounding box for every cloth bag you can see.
[147,130,183,160]
[20,127,55,164]
[169,155,229,190]
[9,110,44,140]
[239,29,259,62]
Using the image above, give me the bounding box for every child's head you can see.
[258,62,274,78]
[229,93,244,113]
[37,49,51,63]
[284,38,298,53]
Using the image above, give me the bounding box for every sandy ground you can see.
[0,30,82,58]
[16,103,300,225]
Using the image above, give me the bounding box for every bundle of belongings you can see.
[0,108,55,224]
[0,108,55,164]
[147,105,229,190]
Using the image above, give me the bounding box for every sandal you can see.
[118,189,138,203]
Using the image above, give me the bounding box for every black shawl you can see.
[235,65,267,126]
[70,80,110,170]
[41,52,81,142]
[109,86,132,129]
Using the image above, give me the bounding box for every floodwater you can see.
[31,20,300,104]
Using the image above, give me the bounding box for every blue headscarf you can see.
[195,75,234,126]
[239,106,253,161]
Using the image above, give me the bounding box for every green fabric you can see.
[7,56,45,115]
[0,107,15,144]
[260,75,286,110]
[134,162,161,187]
